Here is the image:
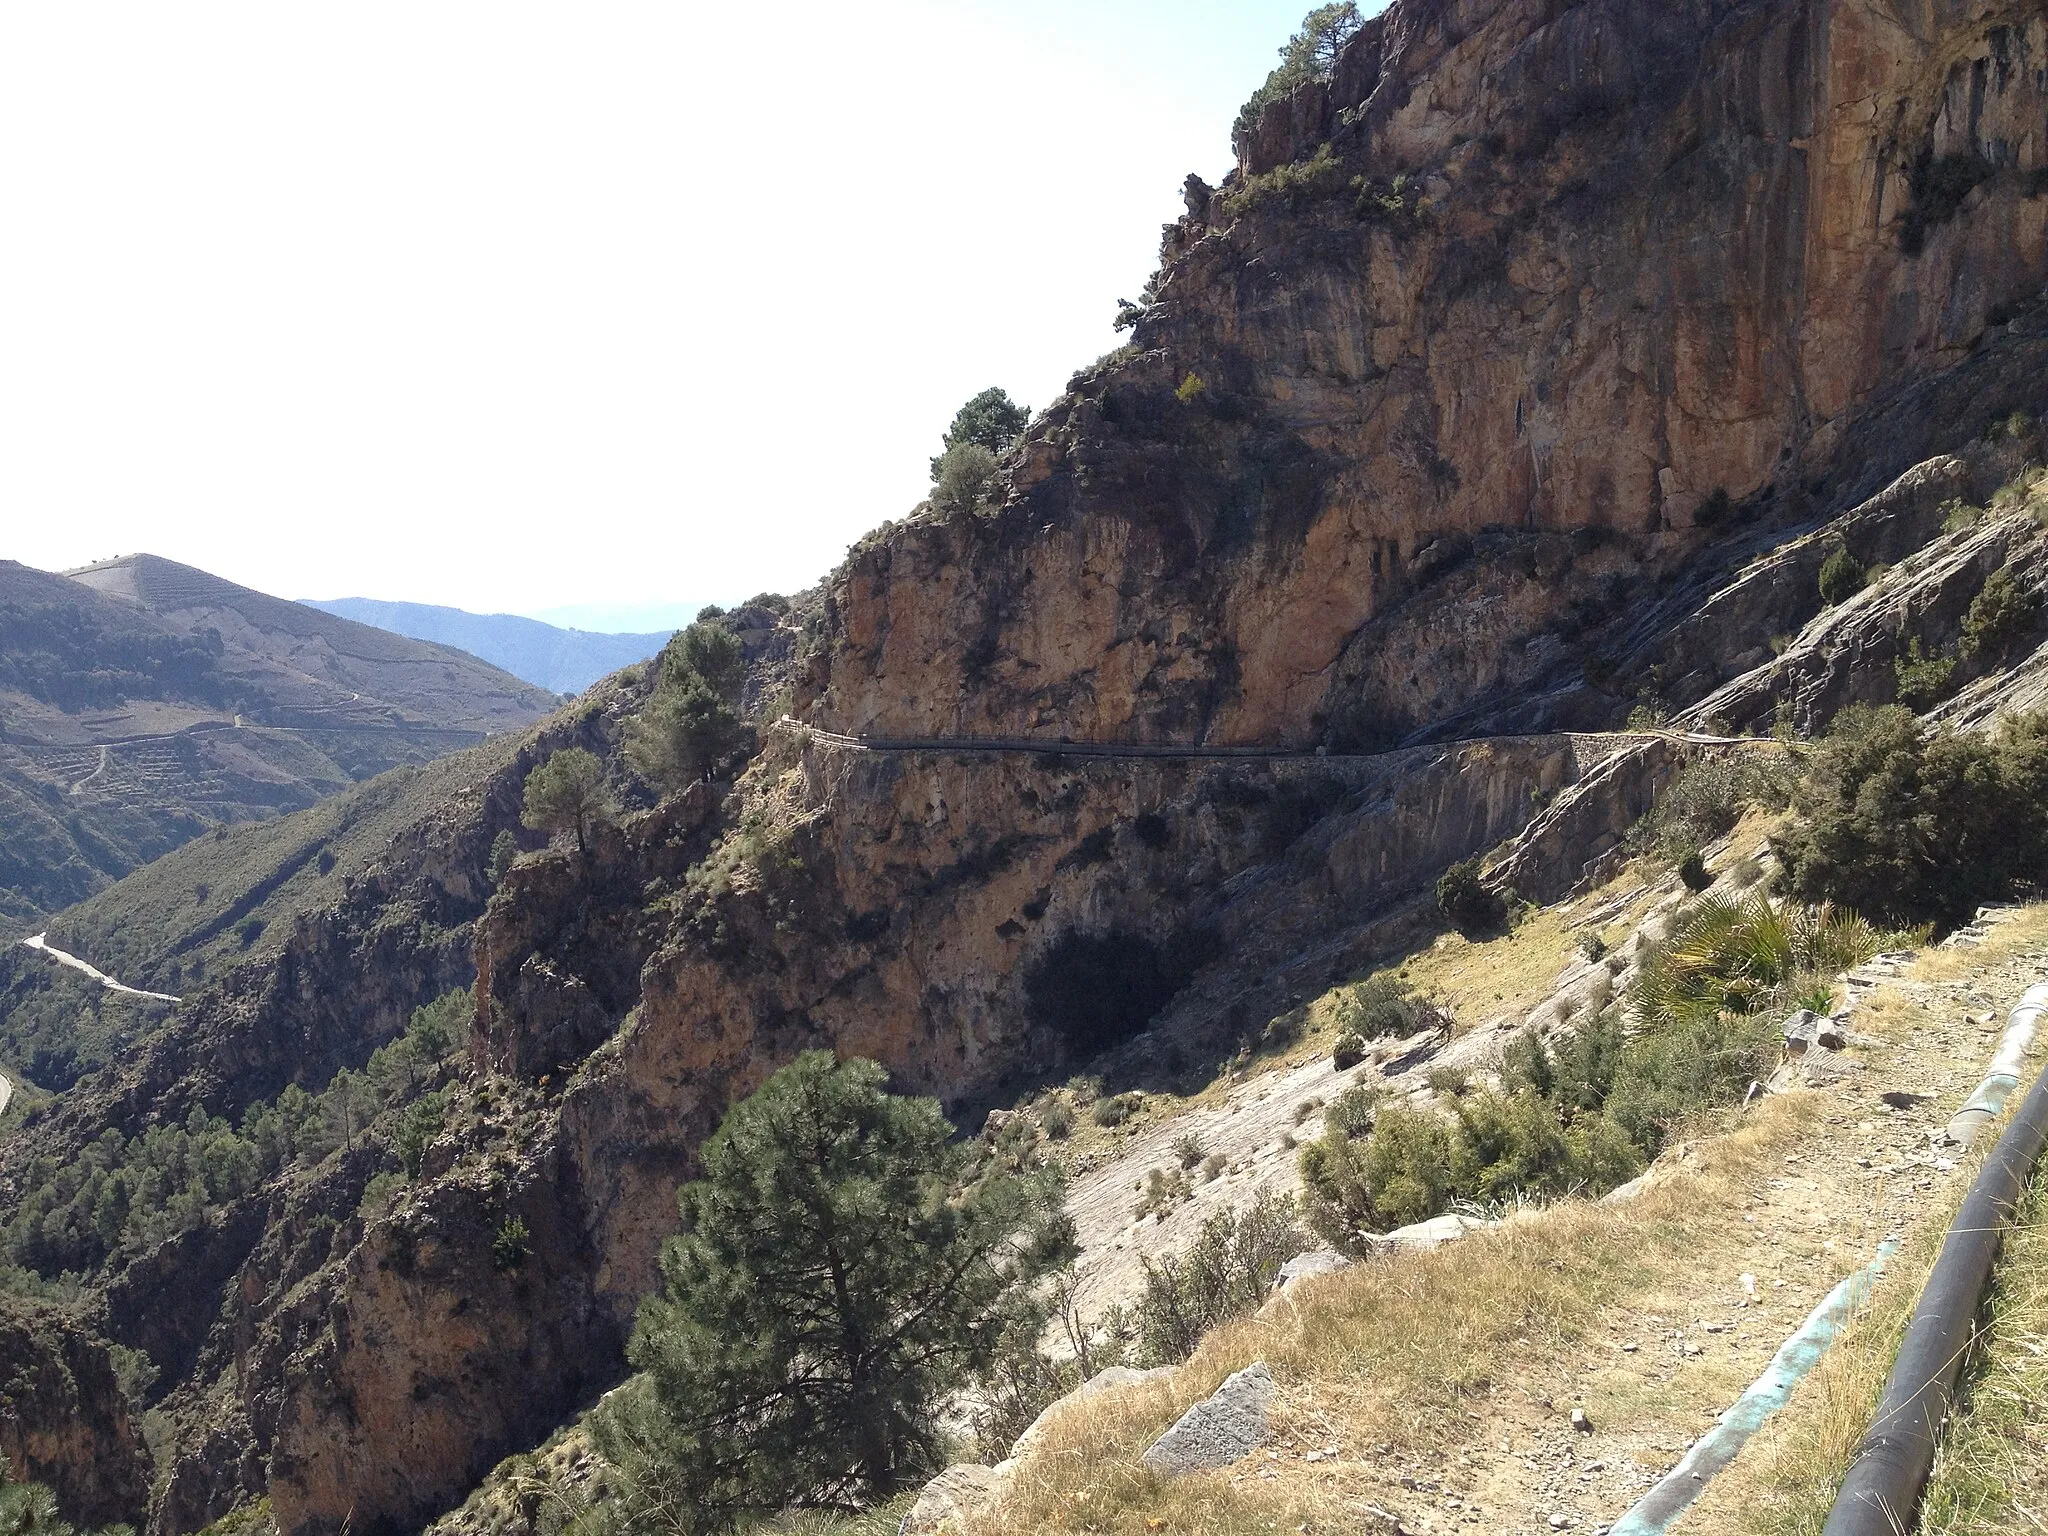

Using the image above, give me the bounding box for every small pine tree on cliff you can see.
[521,747,610,856]
[583,1053,1072,1532]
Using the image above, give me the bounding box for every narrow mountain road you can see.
[777,719,1753,761]
[68,744,110,796]
[19,933,181,1002]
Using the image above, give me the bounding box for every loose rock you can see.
[1141,1362,1275,1476]
[899,1463,1000,1536]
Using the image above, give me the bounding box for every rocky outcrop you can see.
[0,1298,152,1528]
[15,5,2048,1534]
[802,0,2048,752]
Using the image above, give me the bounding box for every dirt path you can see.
[67,744,110,796]
[1283,922,2044,1536]
[19,932,181,1003]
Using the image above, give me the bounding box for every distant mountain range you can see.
[302,597,674,694]
[0,553,558,927]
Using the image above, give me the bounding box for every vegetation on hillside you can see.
[926,387,1027,516]
[1774,704,2048,928]
[627,621,754,791]
[0,1467,130,1536]
[522,748,612,856]
[2,989,469,1284]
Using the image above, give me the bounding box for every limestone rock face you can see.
[0,1298,152,1529]
[804,0,2048,751]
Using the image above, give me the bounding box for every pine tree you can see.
[521,747,611,855]
[584,1052,1072,1532]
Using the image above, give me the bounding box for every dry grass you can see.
[1920,1162,2048,1535]
[982,1096,1825,1535]
[1673,1160,1978,1536]
[1674,910,2048,1535]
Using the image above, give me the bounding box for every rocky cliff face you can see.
[0,1298,152,1528]
[803,0,2048,749]
[10,4,2048,1534]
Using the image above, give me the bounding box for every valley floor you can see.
[980,909,2048,1536]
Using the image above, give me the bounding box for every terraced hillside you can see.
[0,555,558,926]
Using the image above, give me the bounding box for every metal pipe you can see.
[1607,1239,1899,1536]
[1946,981,2048,1145]
[1822,1048,2048,1535]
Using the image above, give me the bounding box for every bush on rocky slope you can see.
[1774,704,2048,928]
[1300,888,1895,1256]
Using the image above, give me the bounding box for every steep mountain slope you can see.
[0,555,558,928]
[5,2,2048,1532]
[301,597,673,695]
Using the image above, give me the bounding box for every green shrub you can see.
[1174,372,1206,404]
[1039,1100,1074,1139]
[1773,705,2048,928]
[1818,546,1866,605]
[358,1171,403,1220]
[1328,973,1438,1041]
[1436,859,1507,935]
[1961,567,2038,658]
[1324,1085,1380,1138]
[1677,850,1712,891]
[1331,1030,1367,1070]
[1221,141,1346,218]
[1632,751,1795,861]
[1091,1092,1141,1129]
[1297,1124,1378,1255]
[1893,636,1956,709]
[491,1217,530,1270]
[488,829,518,886]
[931,443,1000,516]
[1172,1132,1206,1169]
[1356,1105,1457,1228]
[1940,497,1983,534]
[1629,891,1890,1033]
[1424,1064,1470,1097]
[1577,932,1607,962]
[1131,1193,1308,1364]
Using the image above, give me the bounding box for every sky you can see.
[0,2,1344,631]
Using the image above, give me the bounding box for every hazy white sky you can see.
[0,2,1341,628]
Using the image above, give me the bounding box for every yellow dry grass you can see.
[982,1095,1826,1535]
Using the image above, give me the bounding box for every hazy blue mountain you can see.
[303,597,673,694]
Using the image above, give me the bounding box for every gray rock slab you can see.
[899,1463,1000,1535]
[1141,1361,1274,1476]
[1275,1249,1354,1290]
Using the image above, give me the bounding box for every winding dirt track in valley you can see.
[19,933,181,1003]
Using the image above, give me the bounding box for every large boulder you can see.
[1140,1361,1275,1477]
[898,1462,1000,1536]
